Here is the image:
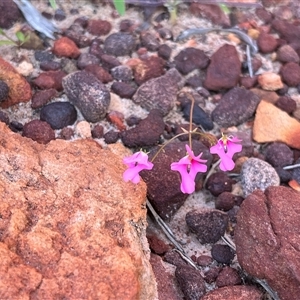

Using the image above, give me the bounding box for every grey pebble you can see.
[240,158,280,197]
[133,68,183,116]
[62,71,110,123]
[40,102,77,129]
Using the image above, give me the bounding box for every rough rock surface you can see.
[204,44,241,91]
[235,186,300,300]
[132,68,183,116]
[0,122,157,300]
[240,158,280,197]
[62,70,110,122]
[211,87,260,127]
[201,285,263,300]
[253,100,300,149]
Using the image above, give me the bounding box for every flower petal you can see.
[219,157,235,171]
[180,174,196,194]
[226,141,242,158]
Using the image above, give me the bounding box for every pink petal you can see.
[189,161,208,178]
[123,167,141,183]
[226,141,242,157]
[180,175,196,194]
[219,157,235,171]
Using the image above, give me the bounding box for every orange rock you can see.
[0,122,157,299]
[253,100,300,149]
[250,87,279,104]
[257,72,284,91]
[52,37,81,58]
[0,56,32,108]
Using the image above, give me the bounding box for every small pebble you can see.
[111,82,137,99]
[111,65,133,81]
[85,65,113,84]
[87,19,112,36]
[34,50,54,62]
[121,109,164,147]
[240,158,280,197]
[215,192,235,211]
[40,61,61,71]
[100,54,121,71]
[77,53,100,69]
[174,47,209,75]
[0,80,9,102]
[91,124,104,139]
[9,121,23,132]
[0,110,9,124]
[119,19,133,32]
[211,244,235,264]
[186,209,229,244]
[204,45,241,90]
[164,251,187,267]
[175,265,206,300]
[257,32,278,53]
[75,121,91,138]
[54,8,66,21]
[277,45,300,63]
[126,115,141,126]
[22,119,55,144]
[147,234,170,255]
[104,32,136,56]
[215,267,242,287]
[258,72,284,91]
[133,68,182,116]
[53,37,81,59]
[204,267,222,284]
[206,172,235,197]
[197,255,213,267]
[60,127,74,140]
[280,62,300,87]
[157,44,172,60]
[140,31,160,51]
[212,87,260,128]
[62,70,110,123]
[133,56,165,85]
[265,142,294,167]
[40,102,77,129]
[32,70,66,91]
[89,39,105,59]
[186,75,203,89]
[182,101,214,131]
[104,130,119,144]
[276,96,297,114]
[31,89,58,109]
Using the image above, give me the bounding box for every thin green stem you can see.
[150,132,189,162]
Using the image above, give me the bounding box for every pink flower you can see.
[171,145,208,194]
[210,134,242,171]
[123,151,153,184]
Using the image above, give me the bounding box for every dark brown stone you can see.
[201,285,263,300]
[280,62,300,87]
[22,120,55,144]
[150,254,183,300]
[186,209,229,244]
[204,45,241,91]
[175,265,206,300]
[235,186,300,300]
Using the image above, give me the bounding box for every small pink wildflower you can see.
[171,145,208,194]
[123,151,153,184]
[210,134,242,171]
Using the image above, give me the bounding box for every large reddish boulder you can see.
[0,122,157,299]
[235,186,300,300]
